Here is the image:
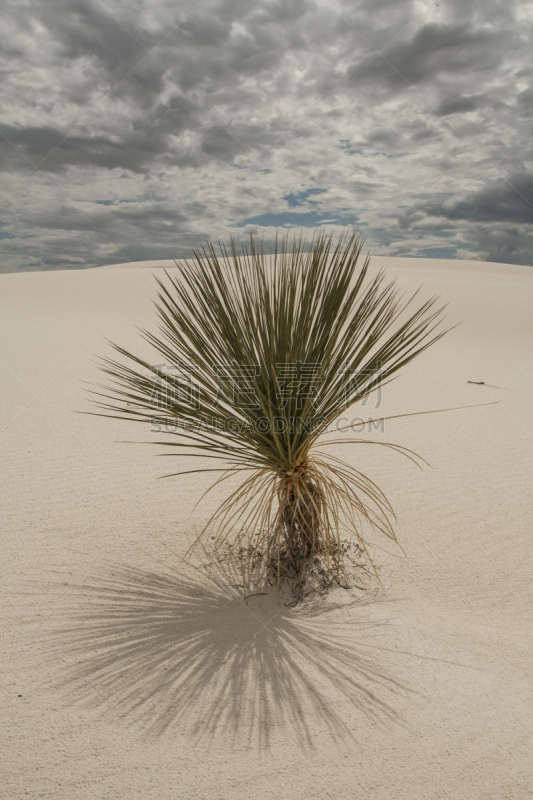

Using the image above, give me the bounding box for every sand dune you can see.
[1,256,532,799]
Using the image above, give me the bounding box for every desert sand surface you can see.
[1,255,532,799]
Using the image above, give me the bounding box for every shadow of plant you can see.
[50,559,413,750]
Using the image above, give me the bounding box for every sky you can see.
[1,0,532,272]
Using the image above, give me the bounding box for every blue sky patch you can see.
[284,188,327,207]
[231,210,363,228]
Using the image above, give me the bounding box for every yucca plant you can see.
[89,230,449,602]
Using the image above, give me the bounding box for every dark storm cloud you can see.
[425,175,533,225]
[365,129,399,148]
[0,90,198,173]
[516,87,533,115]
[32,0,310,102]
[435,93,488,116]
[201,127,247,161]
[0,123,160,174]
[347,23,514,92]
[21,201,188,233]
[36,0,166,107]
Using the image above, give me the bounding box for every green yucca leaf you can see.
[87,229,456,600]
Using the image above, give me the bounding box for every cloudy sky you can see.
[1,0,532,271]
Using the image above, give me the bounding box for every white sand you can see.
[1,256,532,799]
